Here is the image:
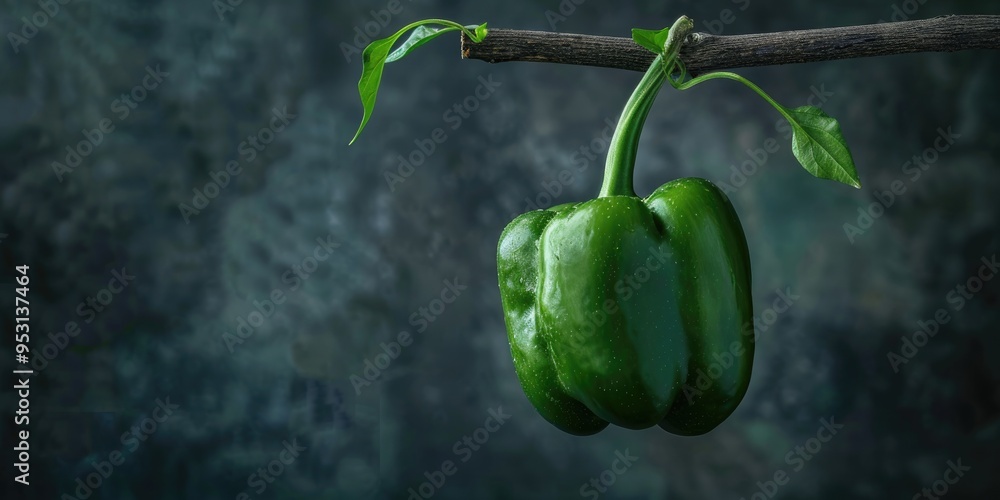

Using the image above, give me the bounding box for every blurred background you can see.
[1,0,999,498]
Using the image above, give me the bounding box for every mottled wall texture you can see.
[1,0,999,499]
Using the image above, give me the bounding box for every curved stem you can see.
[671,70,794,125]
[598,55,669,197]
[598,16,692,198]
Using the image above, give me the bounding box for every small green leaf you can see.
[631,26,671,54]
[785,106,862,188]
[475,22,489,41]
[350,20,487,145]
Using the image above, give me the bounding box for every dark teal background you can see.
[1,0,999,498]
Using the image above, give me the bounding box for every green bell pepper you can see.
[497,18,754,436]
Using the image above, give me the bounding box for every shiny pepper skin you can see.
[497,178,754,435]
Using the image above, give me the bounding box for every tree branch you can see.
[461,15,1000,74]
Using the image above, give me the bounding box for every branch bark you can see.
[461,15,1000,74]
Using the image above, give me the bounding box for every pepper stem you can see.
[599,16,693,198]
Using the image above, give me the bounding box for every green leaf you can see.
[665,53,862,189]
[785,106,862,188]
[474,22,489,41]
[386,23,486,63]
[631,26,671,54]
[349,37,396,145]
[350,20,488,145]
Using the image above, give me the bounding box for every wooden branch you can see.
[461,15,1000,74]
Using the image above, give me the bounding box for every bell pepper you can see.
[497,19,754,436]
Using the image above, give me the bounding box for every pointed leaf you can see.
[474,22,489,41]
[349,36,396,145]
[350,21,488,144]
[631,26,671,54]
[786,105,862,188]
